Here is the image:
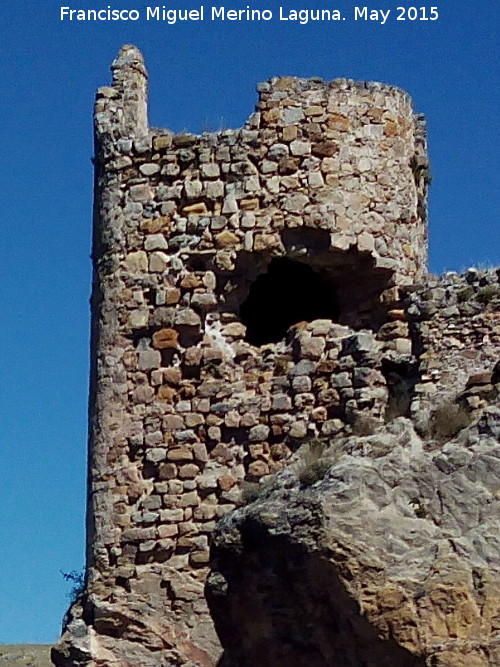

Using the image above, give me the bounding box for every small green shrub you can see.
[298,459,330,486]
[430,401,472,442]
[351,413,379,436]
[240,479,277,504]
[457,286,474,303]
[240,482,263,504]
[297,439,330,486]
[477,285,500,305]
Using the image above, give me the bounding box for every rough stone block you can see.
[138,350,161,370]
[152,328,179,349]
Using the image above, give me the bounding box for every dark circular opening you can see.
[240,258,340,346]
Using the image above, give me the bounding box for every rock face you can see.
[53,44,500,666]
[207,407,500,667]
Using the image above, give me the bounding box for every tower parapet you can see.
[94,44,148,156]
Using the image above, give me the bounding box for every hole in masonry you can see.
[240,258,340,346]
[382,359,420,420]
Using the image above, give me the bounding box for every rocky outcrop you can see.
[207,403,500,666]
[51,576,218,667]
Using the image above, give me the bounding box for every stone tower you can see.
[53,45,429,666]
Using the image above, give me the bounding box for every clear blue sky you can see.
[1,0,498,644]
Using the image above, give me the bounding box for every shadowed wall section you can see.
[207,527,426,667]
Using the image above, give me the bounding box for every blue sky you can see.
[1,0,498,644]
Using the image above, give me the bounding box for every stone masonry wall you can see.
[49,45,500,667]
[405,269,500,430]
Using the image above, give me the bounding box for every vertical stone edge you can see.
[51,46,151,667]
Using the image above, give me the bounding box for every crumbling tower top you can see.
[94,46,429,332]
[110,45,148,136]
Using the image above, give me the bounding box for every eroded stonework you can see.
[53,45,500,667]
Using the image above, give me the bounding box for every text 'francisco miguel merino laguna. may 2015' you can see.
[60,5,440,25]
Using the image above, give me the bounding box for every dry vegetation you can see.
[430,400,472,442]
[0,645,52,667]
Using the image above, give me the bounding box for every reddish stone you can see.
[247,460,270,479]
[152,328,179,349]
[180,274,203,289]
[163,414,185,430]
[163,367,182,385]
[312,141,338,157]
[165,287,181,304]
[218,475,237,492]
[184,347,203,366]
[157,386,177,402]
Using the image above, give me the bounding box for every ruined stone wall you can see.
[405,269,500,430]
[52,44,439,667]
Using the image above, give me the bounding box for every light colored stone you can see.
[215,230,239,248]
[145,234,168,251]
[289,420,307,438]
[129,310,149,328]
[125,250,148,272]
[138,350,161,370]
[139,163,161,176]
[290,140,311,156]
[149,251,169,272]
